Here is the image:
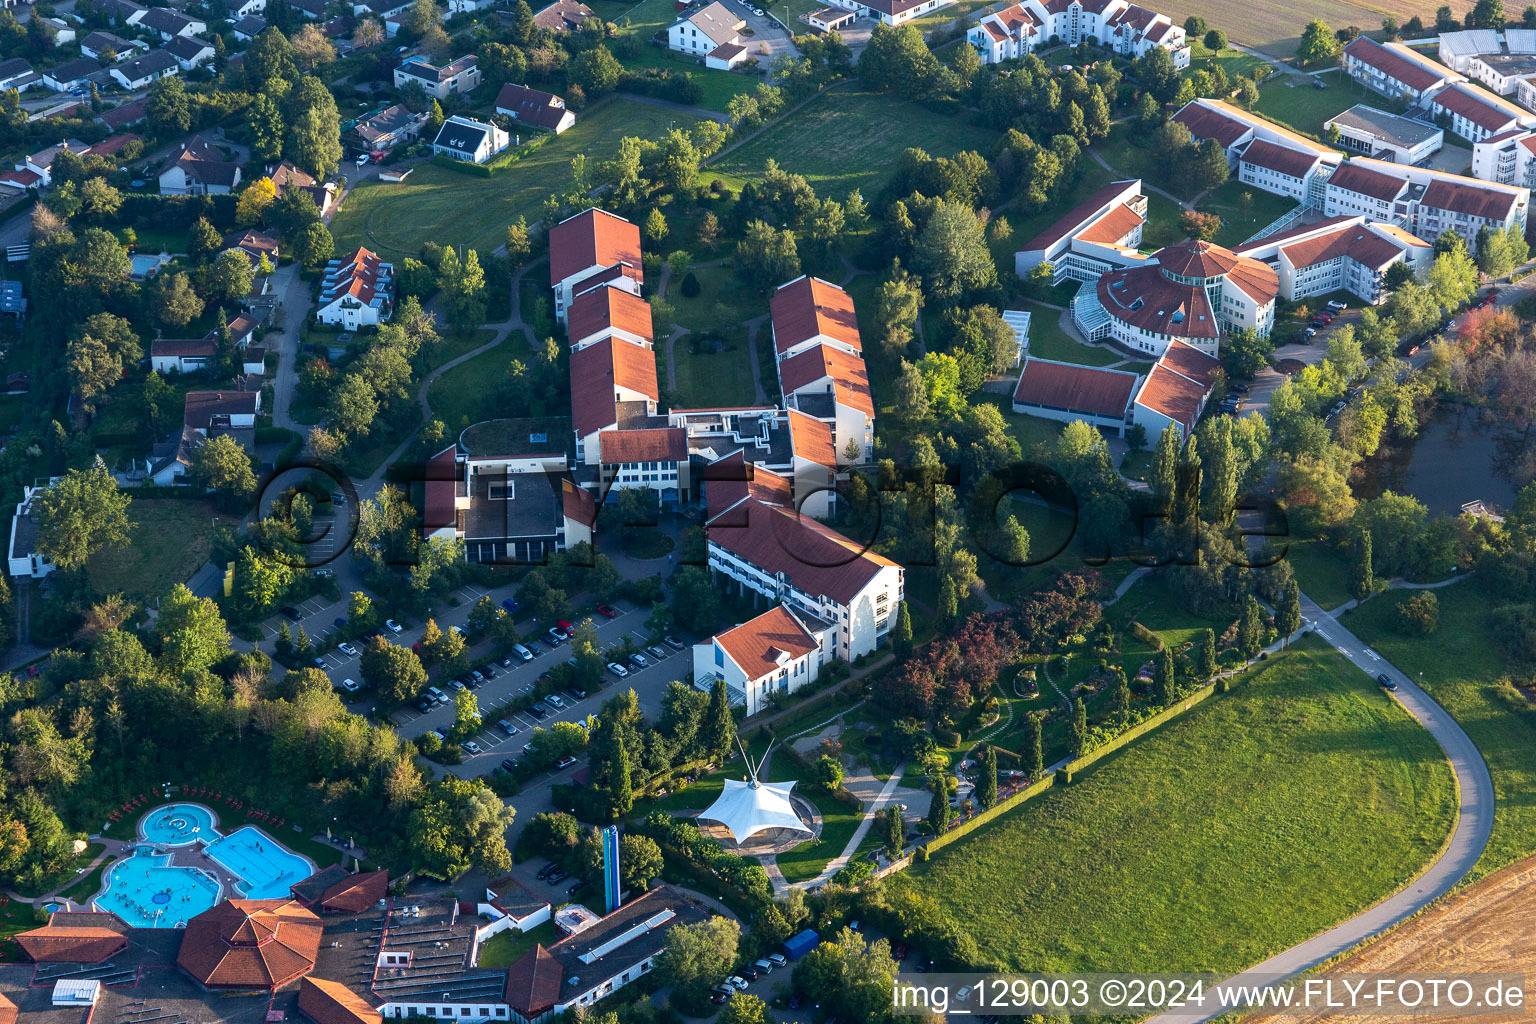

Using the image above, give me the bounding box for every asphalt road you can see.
[1146,591,1495,1023]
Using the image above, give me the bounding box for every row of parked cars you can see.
[712,954,790,1004]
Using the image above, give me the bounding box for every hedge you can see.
[1064,680,1221,775]
[921,773,1057,858]
[431,132,557,178]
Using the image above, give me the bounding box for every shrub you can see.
[1130,621,1165,651]
[1396,591,1440,635]
[1055,767,1072,785]
[935,727,960,747]
[680,271,701,297]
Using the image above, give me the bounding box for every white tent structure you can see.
[697,741,814,845]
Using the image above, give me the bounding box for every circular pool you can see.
[139,802,217,846]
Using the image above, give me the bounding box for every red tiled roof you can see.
[549,208,642,287]
[1344,37,1449,93]
[715,606,820,680]
[708,41,746,59]
[599,427,687,464]
[1172,101,1250,148]
[1225,258,1280,303]
[505,944,564,1018]
[1326,160,1408,203]
[703,451,793,521]
[569,336,659,437]
[1021,179,1140,252]
[562,478,598,527]
[16,911,130,963]
[1158,339,1221,384]
[708,498,897,604]
[1156,239,1240,278]
[569,284,653,345]
[1279,223,1406,271]
[1422,177,1520,220]
[176,899,323,989]
[1235,214,1355,250]
[786,407,836,468]
[1241,138,1320,179]
[771,276,861,355]
[1098,265,1219,339]
[1431,82,1526,133]
[184,389,259,429]
[154,336,217,357]
[319,869,389,914]
[1135,361,1212,435]
[1012,358,1137,419]
[0,991,15,1024]
[297,977,382,1024]
[1073,202,1143,246]
[423,444,458,534]
[777,344,873,416]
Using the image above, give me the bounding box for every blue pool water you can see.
[206,826,315,899]
[94,846,220,928]
[139,803,218,846]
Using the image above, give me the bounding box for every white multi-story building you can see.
[393,54,480,99]
[315,247,395,328]
[1343,36,1462,103]
[1237,138,1333,203]
[771,276,873,466]
[707,497,902,662]
[1325,104,1444,165]
[1424,80,1535,143]
[547,208,642,325]
[667,1,746,63]
[967,0,1188,66]
[7,481,57,579]
[1323,156,1529,252]
[693,606,826,715]
[1235,215,1433,306]
[1014,177,1149,284]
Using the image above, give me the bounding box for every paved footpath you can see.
[1147,590,1495,1023]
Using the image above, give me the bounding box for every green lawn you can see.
[619,49,760,112]
[1092,124,1199,203]
[427,332,523,431]
[1185,43,1275,84]
[1018,300,1122,366]
[1284,538,1354,610]
[890,637,1457,973]
[707,89,1000,198]
[330,99,705,258]
[671,333,758,409]
[477,920,558,967]
[1195,179,1299,248]
[87,500,238,602]
[611,0,683,37]
[1345,584,1536,881]
[1254,69,1373,139]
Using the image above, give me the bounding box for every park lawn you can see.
[1185,43,1275,83]
[618,49,759,112]
[706,89,1000,198]
[768,753,868,884]
[1140,192,1185,250]
[87,500,236,602]
[1092,124,1200,203]
[901,0,997,34]
[59,854,110,903]
[1284,537,1354,609]
[1254,69,1372,138]
[428,337,516,431]
[478,920,558,967]
[671,333,758,408]
[1196,180,1298,247]
[1119,449,1153,482]
[0,901,39,962]
[330,100,705,258]
[892,636,1457,974]
[1345,584,1536,881]
[1018,301,1122,366]
[612,0,684,37]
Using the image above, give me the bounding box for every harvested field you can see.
[1251,855,1536,1023]
[1152,0,1474,57]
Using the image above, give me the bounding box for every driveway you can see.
[718,0,798,62]
[1146,592,1495,1023]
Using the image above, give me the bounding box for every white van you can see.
[426,686,448,705]
[513,644,533,661]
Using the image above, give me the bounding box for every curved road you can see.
[1149,590,1495,1023]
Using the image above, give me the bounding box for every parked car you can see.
[502,598,520,613]
[892,943,910,960]
[1301,327,1318,339]
[664,635,685,649]
[566,880,585,896]
[431,728,449,743]
[334,617,347,629]
[337,642,359,657]
[427,687,448,705]
[1229,383,1250,393]
[556,755,578,769]
[1330,401,1347,415]
[647,645,666,660]
[537,863,558,879]
[726,976,748,991]
[768,954,788,968]
[547,868,569,884]
[282,606,303,621]
[608,662,630,677]
[629,653,649,669]
[339,678,361,693]
[527,704,548,719]
[556,619,574,633]
[412,642,423,654]
[415,696,434,712]
[513,644,533,661]
[546,694,566,709]
[1377,673,1399,691]
[470,669,486,684]
[311,657,327,669]
[546,628,567,645]
[450,625,465,637]
[498,719,519,735]
[596,604,618,618]
[1326,300,1346,312]
[499,655,513,668]
[385,619,403,634]
[356,152,370,166]
[571,687,588,699]
[461,741,482,755]
[739,967,759,981]
[501,758,518,772]
[448,679,466,692]
[787,994,800,1009]
[753,959,774,974]
[711,991,730,1006]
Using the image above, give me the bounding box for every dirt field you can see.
[1159,0,1475,57]
[1252,856,1536,1023]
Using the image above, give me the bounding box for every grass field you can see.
[1196,180,1299,248]
[330,99,705,258]
[1283,538,1354,609]
[1145,0,1472,57]
[619,49,760,112]
[670,334,758,408]
[891,637,1457,974]
[478,920,558,967]
[1346,584,1536,881]
[1254,69,1373,137]
[87,500,237,602]
[427,334,522,431]
[707,89,1000,198]
[1018,300,1123,366]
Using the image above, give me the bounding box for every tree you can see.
[813,754,844,791]
[1276,577,1301,644]
[67,314,140,404]
[209,248,256,305]
[657,916,740,1000]
[292,22,336,69]
[700,679,735,758]
[1204,28,1228,50]
[880,802,904,856]
[976,746,998,808]
[404,0,438,34]
[572,45,623,94]
[151,272,204,330]
[236,177,278,227]
[190,433,257,506]
[892,600,913,659]
[362,641,426,702]
[156,583,232,674]
[1180,209,1222,240]
[1184,14,1206,35]
[1237,77,1261,109]
[609,735,633,816]
[295,222,335,269]
[619,833,663,891]
[1239,594,1265,661]
[927,776,950,832]
[504,217,531,266]
[735,220,800,289]
[874,263,923,354]
[1397,591,1440,635]
[147,76,190,134]
[79,178,122,222]
[1196,628,1217,680]
[913,200,995,300]
[1382,14,1401,38]
[437,245,487,332]
[722,994,769,1024]
[246,26,297,86]
[1471,0,1505,27]
[1193,138,1230,189]
[1223,326,1274,378]
[1296,19,1342,65]
[1069,696,1088,756]
[644,207,668,244]
[1350,527,1374,600]
[288,106,342,178]
[1155,646,1175,704]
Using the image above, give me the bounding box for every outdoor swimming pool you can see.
[206,826,314,899]
[139,803,217,846]
[92,803,316,925]
[94,846,220,928]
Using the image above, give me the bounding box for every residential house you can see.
[315,247,395,328]
[825,0,954,27]
[393,54,479,98]
[158,135,240,195]
[0,58,38,91]
[41,17,76,44]
[138,7,207,40]
[448,0,498,11]
[227,229,281,268]
[968,0,1189,67]
[231,14,268,40]
[0,139,90,191]
[667,2,747,67]
[292,0,328,16]
[94,0,149,26]
[97,97,148,133]
[79,31,140,60]
[151,311,264,374]
[807,5,856,31]
[7,481,59,579]
[165,34,216,70]
[495,82,576,133]
[547,207,642,324]
[432,114,510,163]
[351,103,426,151]
[109,49,179,89]
[693,606,825,716]
[267,160,338,214]
[531,0,595,32]
[41,58,105,93]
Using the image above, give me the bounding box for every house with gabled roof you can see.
[158,134,241,195]
[1131,340,1221,441]
[547,207,642,324]
[530,0,595,33]
[316,247,394,328]
[693,605,826,715]
[110,48,179,90]
[432,114,510,164]
[667,1,746,65]
[495,82,576,134]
